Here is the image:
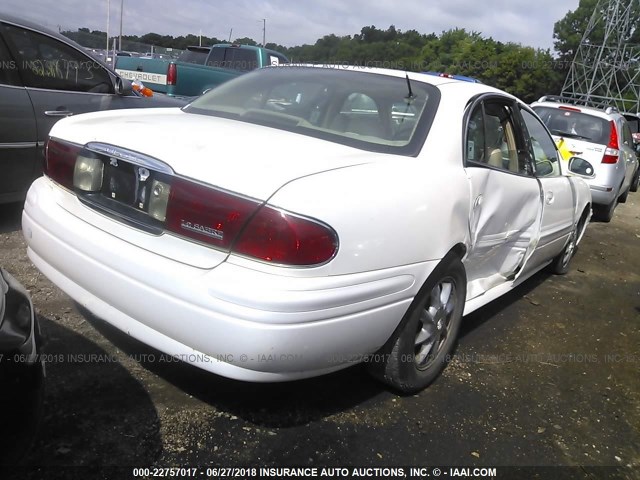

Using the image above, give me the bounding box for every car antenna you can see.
[405,72,414,100]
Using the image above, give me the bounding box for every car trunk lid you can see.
[48,108,376,269]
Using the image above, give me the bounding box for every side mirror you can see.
[568,157,595,179]
[115,76,133,96]
[535,160,554,177]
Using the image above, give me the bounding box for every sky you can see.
[1,0,579,51]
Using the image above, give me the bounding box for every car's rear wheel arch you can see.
[577,204,590,241]
[448,242,467,262]
[400,244,467,336]
[367,247,467,393]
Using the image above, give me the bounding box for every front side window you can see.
[2,24,113,93]
[520,109,561,177]
[184,67,440,156]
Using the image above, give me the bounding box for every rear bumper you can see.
[589,185,617,206]
[23,177,434,381]
[586,164,624,206]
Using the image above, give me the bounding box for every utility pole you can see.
[561,0,640,112]
[228,28,233,42]
[262,18,266,47]
[106,0,110,52]
[119,0,124,51]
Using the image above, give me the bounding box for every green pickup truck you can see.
[115,44,289,98]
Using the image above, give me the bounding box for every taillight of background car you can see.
[167,63,177,86]
[602,120,619,164]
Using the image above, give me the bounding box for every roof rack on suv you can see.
[536,94,578,104]
[536,94,619,114]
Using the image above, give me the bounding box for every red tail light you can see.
[44,138,81,190]
[167,63,177,86]
[602,120,619,164]
[165,179,338,266]
[165,178,258,250]
[233,206,338,266]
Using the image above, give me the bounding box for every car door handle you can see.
[545,191,554,205]
[44,110,74,117]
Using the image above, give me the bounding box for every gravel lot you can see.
[0,194,639,479]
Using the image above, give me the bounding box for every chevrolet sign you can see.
[116,69,168,86]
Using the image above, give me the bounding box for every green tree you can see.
[232,37,258,46]
[140,32,165,45]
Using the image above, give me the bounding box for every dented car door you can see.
[463,97,542,300]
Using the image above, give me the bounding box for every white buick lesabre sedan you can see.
[22,66,593,393]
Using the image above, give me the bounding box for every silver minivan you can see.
[532,97,639,222]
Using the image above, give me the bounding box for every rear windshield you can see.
[183,67,440,156]
[533,106,611,145]
[178,49,209,64]
[205,47,258,71]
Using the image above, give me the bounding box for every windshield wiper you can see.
[551,130,592,141]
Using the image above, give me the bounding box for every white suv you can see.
[532,97,639,222]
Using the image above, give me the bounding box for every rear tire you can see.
[549,223,578,275]
[630,168,639,193]
[593,197,616,223]
[368,256,466,394]
[618,187,629,204]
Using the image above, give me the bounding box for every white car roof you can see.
[277,64,509,99]
[531,100,618,121]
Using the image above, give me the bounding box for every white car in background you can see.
[22,67,593,393]
[532,97,639,222]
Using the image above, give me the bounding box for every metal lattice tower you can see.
[561,0,640,112]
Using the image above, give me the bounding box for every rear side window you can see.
[2,23,114,93]
[268,54,288,66]
[533,106,611,145]
[466,105,485,163]
[0,33,19,86]
[466,100,528,175]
